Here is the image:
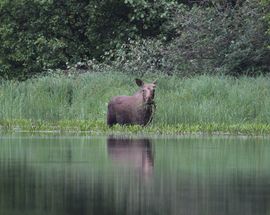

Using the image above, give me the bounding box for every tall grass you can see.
[1,72,270,132]
[156,75,270,125]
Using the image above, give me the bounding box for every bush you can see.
[0,0,269,79]
[262,0,270,39]
[0,0,181,80]
[110,0,270,76]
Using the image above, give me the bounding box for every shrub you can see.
[0,0,269,79]
[110,0,270,77]
[0,0,181,79]
[262,0,270,40]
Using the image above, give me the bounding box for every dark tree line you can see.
[0,0,269,79]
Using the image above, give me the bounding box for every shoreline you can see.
[1,119,270,137]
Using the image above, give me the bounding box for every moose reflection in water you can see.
[107,79,157,126]
[107,137,154,177]
[1,137,270,215]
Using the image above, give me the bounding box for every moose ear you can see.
[135,78,144,87]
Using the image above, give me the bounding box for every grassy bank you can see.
[1,72,270,135]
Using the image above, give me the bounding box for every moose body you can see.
[107,79,156,126]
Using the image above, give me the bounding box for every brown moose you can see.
[107,79,157,126]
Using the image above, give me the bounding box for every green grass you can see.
[1,72,270,135]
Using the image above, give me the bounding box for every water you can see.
[0,135,270,215]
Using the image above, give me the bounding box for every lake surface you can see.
[0,135,270,215]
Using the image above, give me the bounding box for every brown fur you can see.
[107,79,157,126]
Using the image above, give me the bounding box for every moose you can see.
[107,78,157,126]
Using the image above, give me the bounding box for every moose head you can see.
[135,78,157,105]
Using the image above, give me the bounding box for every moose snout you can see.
[146,92,155,104]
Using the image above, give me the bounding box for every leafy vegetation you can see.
[0,0,269,79]
[262,0,270,41]
[111,1,270,77]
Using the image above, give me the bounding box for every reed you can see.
[1,72,270,134]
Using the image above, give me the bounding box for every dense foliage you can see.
[262,0,270,36]
[0,0,269,79]
[112,1,270,76]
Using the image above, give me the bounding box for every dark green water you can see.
[0,135,270,215]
